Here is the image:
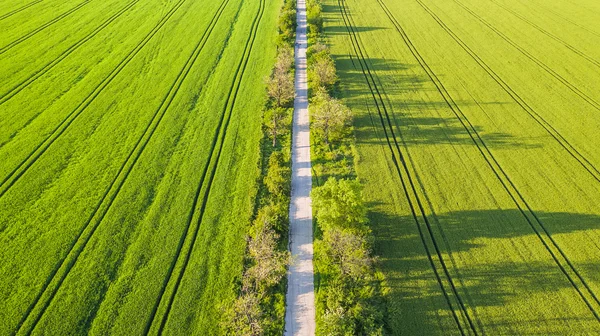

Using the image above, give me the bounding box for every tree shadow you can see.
[329,55,542,149]
[325,25,388,36]
[370,207,600,335]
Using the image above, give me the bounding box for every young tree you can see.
[320,227,373,279]
[221,292,263,336]
[311,90,352,145]
[245,219,290,294]
[311,178,368,232]
[264,107,288,147]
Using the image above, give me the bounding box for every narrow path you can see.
[284,0,316,334]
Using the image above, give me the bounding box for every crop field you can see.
[322,0,600,334]
[0,0,280,334]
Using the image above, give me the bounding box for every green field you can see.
[322,0,600,334]
[0,0,280,334]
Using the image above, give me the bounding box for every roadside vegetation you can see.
[221,1,296,335]
[306,0,385,334]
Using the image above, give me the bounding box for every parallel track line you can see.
[0,0,186,199]
[12,0,209,333]
[452,0,600,111]
[0,0,140,106]
[415,0,600,184]
[338,0,476,334]
[0,0,92,55]
[144,0,265,333]
[0,0,44,20]
[379,0,600,323]
[487,0,600,68]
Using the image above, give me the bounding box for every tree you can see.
[266,69,294,109]
[221,292,263,336]
[309,52,337,90]
[307,0,323,37]
[311,90,352,145]
[275,46,294,73]
[311,178,368,232]
[245,218,290,293]
[278,7,296,45]
[264,107,288,147]
[320,227,373,279]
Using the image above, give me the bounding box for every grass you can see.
[0,0,281,334]
[322,0,600,334]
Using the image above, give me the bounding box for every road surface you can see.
[284,0,316,334]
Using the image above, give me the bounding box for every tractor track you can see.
[0,0,44,21]
[377,0,600,323]
[518,0,600,39]
[486,0,600,68]
[452,0,600,112]
[142,0,265,334]
[0,0,92,55]
[0,0,188,199]
[413,1,600,183]
[339,0,478,334]
[0,0,140,106]
[12,0,237,333]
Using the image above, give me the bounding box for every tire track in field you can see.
[486,0,600,68]
[451,0,600,111]
[0,0,140,106]
[519,0,600,39]
[12,0,230,333]
[413,1,600,184]
[377,0,600,323]
[0,0,92,55]
[0,0,44,20]
[0,0,188,199]
[143,0,265,334]
[338,1,478,334]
